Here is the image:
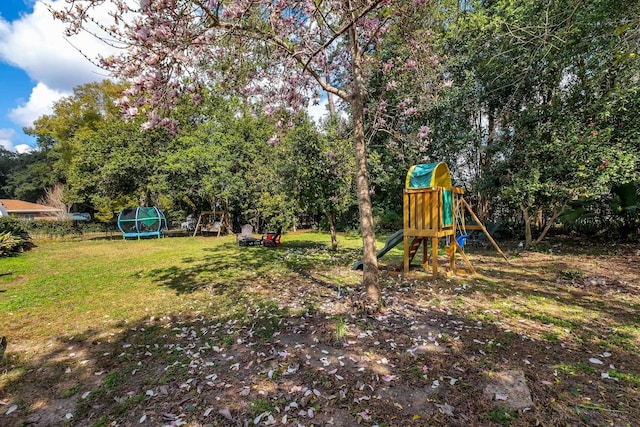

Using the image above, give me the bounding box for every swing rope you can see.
[455,196,468,248]
[446,195,468,255]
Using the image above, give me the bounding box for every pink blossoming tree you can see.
[53,0,437,310]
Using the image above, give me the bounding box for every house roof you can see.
[0,199,62,213]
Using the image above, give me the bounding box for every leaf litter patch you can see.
[2,241,640,426]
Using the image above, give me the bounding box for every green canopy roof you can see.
[405,162,452,189]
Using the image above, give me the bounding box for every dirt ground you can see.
[2,238,639,426]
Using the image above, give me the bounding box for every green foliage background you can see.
[1,0,638,243]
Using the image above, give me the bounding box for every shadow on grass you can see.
[471,253,640,329]
[3,270,640,427]
[5,233,640,424]
[142,234,640,338]
[145,239,362,297]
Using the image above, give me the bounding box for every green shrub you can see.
[77,221,112,233]
[0,217,32,256]
[0,217,30,237]
[0,232,23,256]
[377,209,402,231]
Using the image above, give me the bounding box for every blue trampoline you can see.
[117,206,167,239]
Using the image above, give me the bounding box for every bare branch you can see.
[302,0,384,72]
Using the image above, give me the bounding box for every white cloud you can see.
[9,82,69,127]
[308,97,330,125]
[0,128,35,153]
[15,144,35,154]
[0,0,124,143]
[0,128,16,151]
[0,0,118,93]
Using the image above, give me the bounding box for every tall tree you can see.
[0,148,19,199]
[283,115,355,250]
[25,80,174,220]
[66,120,172,221]
[2,150,57,202]
[25,80,127,179]
[162,104,279,229]
[436,0,640,244]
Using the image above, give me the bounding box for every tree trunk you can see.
[319,33,336,118]
[141,188,152,207]
[324,56,336,117]
[327,92,336,117]
[328,210,338,251]
[348,19,380,309]
[476,109,496,222]
[476,192,490,223]
[536,209,543,229]
[533,202,567,245]
[520,203,533,248]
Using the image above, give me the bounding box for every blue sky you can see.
[1,0,29,21]
[0,1,37,152]
[0,0,110,153]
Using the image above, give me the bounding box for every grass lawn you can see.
[1,231,639,426]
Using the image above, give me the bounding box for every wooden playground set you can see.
[402,162,508,276]
[354,162,507,275]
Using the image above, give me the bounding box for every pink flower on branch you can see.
[267,135,280,146]
[418,125,431,139]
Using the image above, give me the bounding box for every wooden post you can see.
[431,237,439,276]
[403,190,409,273]
[403,233,410,273]
[450,191,457,273]
[449,239,456,273]
[422,237,429,271]
[193,213,204,237]
[454,238,476,274]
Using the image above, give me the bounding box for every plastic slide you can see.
[352,229,404,270]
